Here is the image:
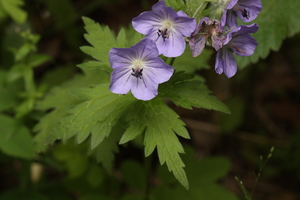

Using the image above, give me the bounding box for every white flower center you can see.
[132,60,144,69]
[161,20,174,31]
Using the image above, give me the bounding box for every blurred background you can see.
[0,0,299,200]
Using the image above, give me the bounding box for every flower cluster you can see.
[108,0,262,100]
[189,0,262,78]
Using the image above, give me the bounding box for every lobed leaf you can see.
[237,0,300,68]
[80,17,116,64]
[48,83,136,149]
[161,72,230,114]
[34,70,109,152]
[120,99,190,189]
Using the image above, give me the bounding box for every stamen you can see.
[131,68,143,79]
[157,29,169,41]
[242,8,250,19]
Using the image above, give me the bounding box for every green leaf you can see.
[34,69,109,152]
[88,135,119,173]
[77,61,111,72]
[116,28,126,48]
[164,0,186,12]
[47,83,136,149]
[121,99,190,189]
[173,48,212,73]
[161,72,230,113]
[80,17,117,63]
[237,0,300,68]
[0,70,19,111]
[27,54,51,68]
[154,147,238,200]
[0,114,35,159]
[0,0,27,24]
[52,142,88,178]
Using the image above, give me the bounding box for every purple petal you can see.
[226,0,238,9]
[229,34,258,56]
[220,10,228,28]
[215,48,237,78]
[154,30,186,57]
[176,10,188,17]
[231,23,258,36]
[174,16,196,37]
[152,1,178,19]
[131,39,159,60]
[144,57,174,84]
[221,0,238,27]
[189,35,206,57]
[151,0,167,12]
[225,10,238,28]
[130,75,158,101]
[132,11,160,35]
[109,67,133,94]
[109,48,135,69]
[234,0,262,23]
[212,35,226,51]
[192,17,213,35]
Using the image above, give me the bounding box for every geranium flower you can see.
[189,17,225,57]
[215,23,258,78]
[109,39,174,101]
[221,0,262,28]
[132,0,196,57]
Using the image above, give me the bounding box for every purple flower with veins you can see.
[109,39,173,101]
[215,23,258,78]
[189,17,225,57]
[132,0,196,57]
[221,0,262,28]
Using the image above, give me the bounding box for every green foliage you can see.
[235,147,274,200]
[34,70,110,152]
[48,84,135,146]
[173,48,212,73]
[120,160,147,191]
[0,0,27,23]
[161,72,230,113]
[40,17,231,188]
[120,99,190,189]
[237,0,300,68]
[0,114,35,159]
[80,17,118,70]
[6,30,50,118]
[1,0,296,198]
[88,131,119,173]
[152,147,238,200]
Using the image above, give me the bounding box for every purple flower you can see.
[215,23,258,78]
[221,0,262,28]
[132,0,196,57]
[109,39,174,101]
[189,17,225,57]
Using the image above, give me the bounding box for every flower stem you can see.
[169,57,176,66]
